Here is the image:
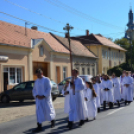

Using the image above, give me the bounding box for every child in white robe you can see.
[62,80,70,114]
[84,81,97,120]
[91,77,101,113]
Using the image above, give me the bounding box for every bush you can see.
[107,63,131,77]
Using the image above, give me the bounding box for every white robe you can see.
[101,80,114,102]
[120,76,126,100]
[93,83,101,108]
[84,88,97,119]
[62,86,70,114]
[123,76,133,101]
[74,76,88,121]
[32,76,56,123]
[111,77,121,102]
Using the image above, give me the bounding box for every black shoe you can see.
[68,121,73,130]
[117,101,120,107]
[32,123,42,133]
[79,120,85,126]
[103,101,106,110]
[125,100,127,105]
[109,102,114,109]
[51,120,55,128]
[98,108,100,113]
[85,118,89,122]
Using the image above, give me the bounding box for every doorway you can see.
[4,72,8,91]
[56,66,61,84]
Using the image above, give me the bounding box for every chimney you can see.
[65,33,69,38]
[86,30,89,36]
[31,26,38,31]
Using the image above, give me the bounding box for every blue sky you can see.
[0,0,133,40]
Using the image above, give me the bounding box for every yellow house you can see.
[0,21,71,93]
[71,32,126,74]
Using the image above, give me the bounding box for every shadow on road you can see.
[23,117,79,134]
[0,101,35,108]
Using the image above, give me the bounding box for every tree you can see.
[114,38,134,70]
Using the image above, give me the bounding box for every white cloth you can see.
[123,76,133,101]
[93,83,101,108]
[120,76,126,99]
[74,76,88,121]
[62,86,70,114]
[101,80,114,103]
[32,76,56,123]
[84,88,97,119]
[111,77,121,102]
[68,85,78,122]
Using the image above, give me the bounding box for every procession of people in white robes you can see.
[32,68,134,132]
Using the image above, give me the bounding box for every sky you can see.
[0,0,133,40]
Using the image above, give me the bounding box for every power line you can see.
[4,0,85,32]
[43,0,123,30]
[0,11,65,34]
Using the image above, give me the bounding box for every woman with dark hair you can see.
[84,80,97,120]
[91,77,101,112]
[111,73,121,107]
[101,75,114,109]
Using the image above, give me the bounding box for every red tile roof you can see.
[0,21,69,53]
[51,33,97,58]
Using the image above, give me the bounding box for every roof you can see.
[71,34,126,51]
[0,21,69,53]
[50,33,97,58]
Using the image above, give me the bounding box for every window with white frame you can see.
[4,67,22,84]
[39,45,44,57]
[82,68,85,75]
[92,67,95,76]
[87,68,90,75]
[63,67,67,79]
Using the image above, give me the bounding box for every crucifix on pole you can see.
[63,23,74,76]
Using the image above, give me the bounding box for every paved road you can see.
[1,102,134,134]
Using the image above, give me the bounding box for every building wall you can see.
[88,45,126,74]
[0,45,31,93]
[72,55,97,76]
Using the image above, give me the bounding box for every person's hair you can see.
[112,73,117,77]
[96,76,101,83]
[86,82,97,97]
[35,68,43,74]
[126,71,129,75]
[73,69,79,74]
[91,77,96,82]
[105,75,110,80]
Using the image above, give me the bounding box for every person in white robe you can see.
[120,70,126,100]
[91,77,101,112]
[32,69,56,133]
[69,69,88,128]
[123,71,133,105]
[111,73,121,107]
[62,80,70,114]
[84,81,97,120]
[101,75,114,109]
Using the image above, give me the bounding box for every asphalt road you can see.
[1,102,134,134]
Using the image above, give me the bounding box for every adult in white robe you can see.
[101,75,114,109]
[111,74,121,107]
[123,72,133,104]
[120,70,126,100]
[32,69,56,132]
[84,87,97,120]
[71,69,88,127]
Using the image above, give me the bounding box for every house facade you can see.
[72,31,126,74]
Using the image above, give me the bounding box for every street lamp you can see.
[63,23,74,75]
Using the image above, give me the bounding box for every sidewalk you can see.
[0,97,64,124]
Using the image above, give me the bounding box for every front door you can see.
[4,72,8,91]
[56,66,61,84]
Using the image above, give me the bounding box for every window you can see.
[92,67,95,76]
[63,67,67,79]
[4,67,22,84]
[39,45,44,56]
[14,83,26,90]
[82,68,85,75]
[87,68,90,75]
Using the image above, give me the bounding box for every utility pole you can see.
[25,22,27,36]
[63,23,74,75]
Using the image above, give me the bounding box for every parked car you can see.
[0,80,59,103]
[58,75,93,94]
